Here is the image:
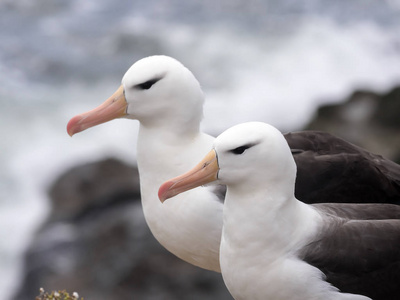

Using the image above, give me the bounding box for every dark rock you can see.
[13,158,232,300]
[48,158,141,221]
[306,85,400,163]
[372,86,400,129]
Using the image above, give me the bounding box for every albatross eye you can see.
[230,145,250,155]
[135,78,161,90]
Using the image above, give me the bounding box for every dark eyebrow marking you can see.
[229,143,256,155]
[135,77,163,90]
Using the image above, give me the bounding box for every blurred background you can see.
[1,0,400,299]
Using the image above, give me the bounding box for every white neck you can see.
[220,190,370,300]
[222,189,319,264]
[136,124,223,272]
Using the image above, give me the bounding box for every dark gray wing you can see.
[312,203,400,220]
[300,205,400,300]
[284,131,400,205]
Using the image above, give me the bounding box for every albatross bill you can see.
[159,149,219,203]
[67,85,127,136]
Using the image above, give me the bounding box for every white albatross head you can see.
[67,55,204,135]
[158,122,297,202]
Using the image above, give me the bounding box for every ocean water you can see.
[1,0,400,298]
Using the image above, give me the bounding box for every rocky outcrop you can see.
[13,158,232,300]
[305,86,400,163]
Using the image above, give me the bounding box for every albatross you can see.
[159,122,400,300]
[67,55,400,272]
